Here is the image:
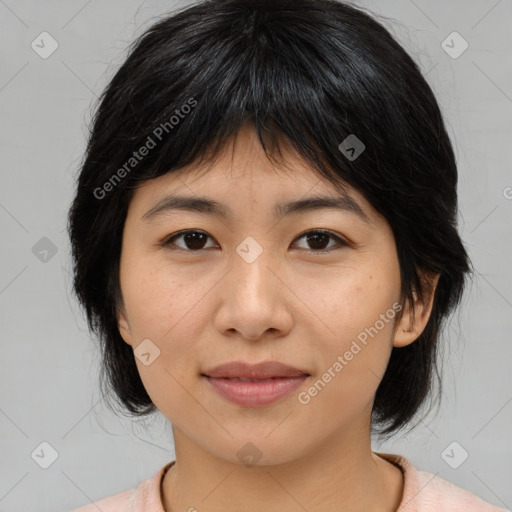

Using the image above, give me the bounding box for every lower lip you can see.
[203,375,309,407]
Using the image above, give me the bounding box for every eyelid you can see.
[293,228,349,251]
[161,228,350,254]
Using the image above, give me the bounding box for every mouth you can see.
[201,361,310,407]
[202,360,310,379]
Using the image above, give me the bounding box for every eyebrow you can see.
[142,194,371,224]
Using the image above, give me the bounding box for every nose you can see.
[213,241,293,342]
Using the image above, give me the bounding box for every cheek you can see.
[296,264,398,340]
[127,265,202,417]
[122,254,198,339]
[120,255,207,409]
[295,290,399,431]
[299,266,399,393]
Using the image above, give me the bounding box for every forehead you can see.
[127,123,377,224]
[164,123,330,187]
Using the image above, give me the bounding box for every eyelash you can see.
[161,229,348,255]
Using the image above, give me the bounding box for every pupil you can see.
[307,233,328,250]
[185,232,206,250]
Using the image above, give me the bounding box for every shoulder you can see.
[70,461,175,512]
[376,452,508,512]
[413,468,507,511]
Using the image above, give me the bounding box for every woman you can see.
[67,0,505,510]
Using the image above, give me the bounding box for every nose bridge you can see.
[230,234,276,303]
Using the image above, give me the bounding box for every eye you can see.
[162,229,347,254]
[162,230,217,251]
[292,229,347,254]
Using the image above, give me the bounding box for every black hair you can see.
[67,0,472,437]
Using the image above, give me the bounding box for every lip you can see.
[202,360,310,379]
[201,361,310,407]
[203,374,309,407]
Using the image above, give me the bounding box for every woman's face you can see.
[117,123,429,464]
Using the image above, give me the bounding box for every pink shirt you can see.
[72,452,507,511]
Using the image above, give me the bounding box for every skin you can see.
[117,122,439,512]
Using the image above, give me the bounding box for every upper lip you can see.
[202,361,310,379]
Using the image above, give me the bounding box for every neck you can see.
[161,424,404,512]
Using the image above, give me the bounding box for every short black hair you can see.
[67,0,472,437]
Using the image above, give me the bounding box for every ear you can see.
[116,304,134,347]
[393,271,440,348]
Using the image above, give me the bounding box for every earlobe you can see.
[393,272,440,348]
[116,307,133,346]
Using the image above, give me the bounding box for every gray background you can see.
[0,0,511,510]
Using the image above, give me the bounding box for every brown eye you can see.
[164,230,216,251]
[292,230,346,254]
[162,229,347,254]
